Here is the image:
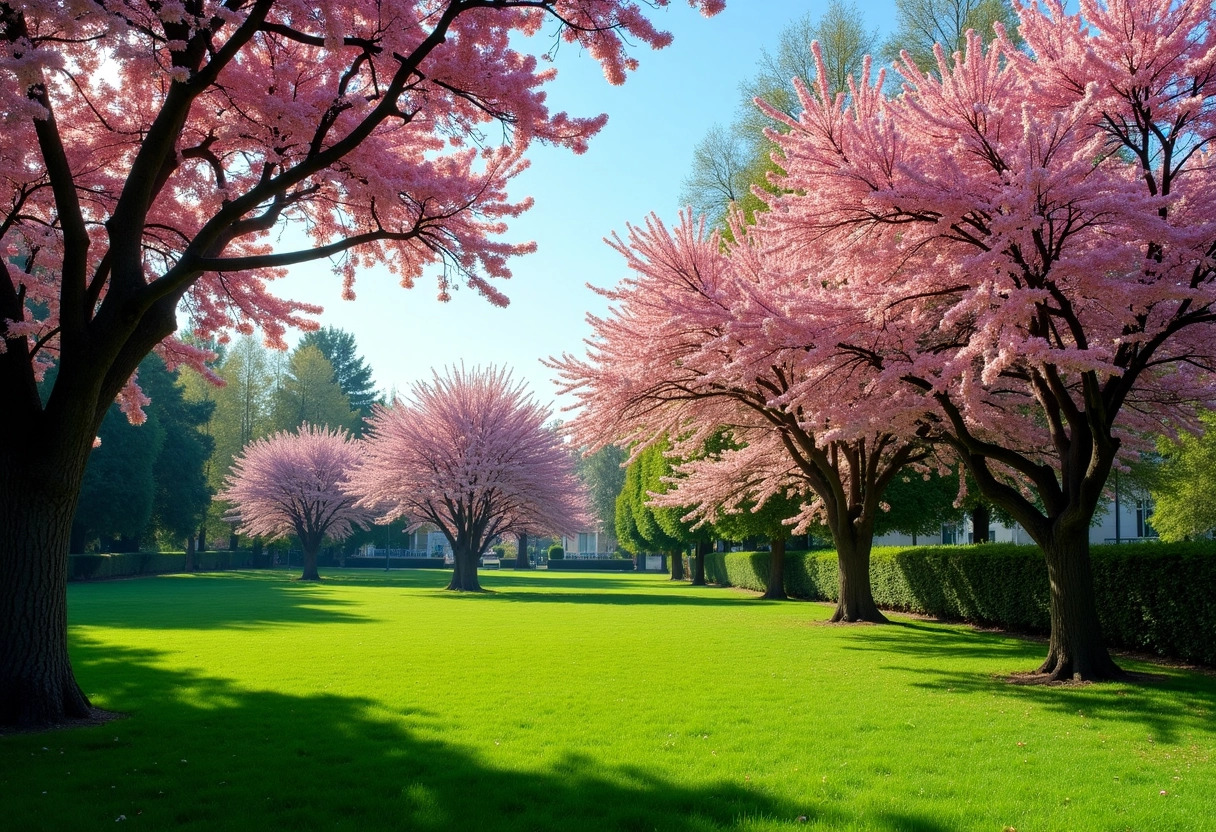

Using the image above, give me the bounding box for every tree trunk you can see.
[831,527,887,623]
[446,547,483,591]
[0,450,94,727]
[972,503,990,544]
[667,548,684,581]
[690,540,709,586]
[763,537,788,600]
[299,534,322,581]
[516,531,529,570]
[228,533,239,551]
[197,522,207,552]
[1035,525,1122,681]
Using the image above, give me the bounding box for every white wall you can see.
[872,498,1147,548]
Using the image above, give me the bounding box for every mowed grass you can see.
[2,571,1214,831]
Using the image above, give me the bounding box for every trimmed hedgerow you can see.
[708,542,1216,665]
[69,552,186,580]
[67,549,275,580]
[546,558,635,571]
[343,556,449,570]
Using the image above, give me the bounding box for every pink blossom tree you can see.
[550,212,930,622]
[217,424,369,582]
[347,366,587,592]
[753,0,1216,679]
[0,0,725,727]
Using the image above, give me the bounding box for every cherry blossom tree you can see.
[218,424,369,581]
[550,212,930,622]
[0,0,725,727]
[754,0,1216,679]
[347,365,587,592]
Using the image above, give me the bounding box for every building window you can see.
[1136,501,1157,539]
[578,532,595,554]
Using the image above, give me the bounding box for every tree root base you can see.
[829,610,890,624]
[0,707,124,736]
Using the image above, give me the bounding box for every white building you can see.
[561,529,616,558]
[873,496,1157,548]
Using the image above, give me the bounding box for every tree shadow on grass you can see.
[2,640,864,832]
[327,571,666,593]
[839,620,1216,744]
[840,619,1047,663]
[69,571,374,631]
[325,569,755,608]
[478,590,763,608]
[481,573,663,592]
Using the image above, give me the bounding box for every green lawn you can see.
[2,570,1214,831]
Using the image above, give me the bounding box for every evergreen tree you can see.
[614,446,686,580]
[70,391,165,553]
[69,354,212,553]
[141,357,215,551]
[271,344,359,433]
[647,441,717,586]
[300,327,378,430]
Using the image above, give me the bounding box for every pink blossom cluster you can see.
[218,423,370,544]
[348,365,588,551]
[558,0,1216,537]
[550,210,930,533]
[0,0,724,416]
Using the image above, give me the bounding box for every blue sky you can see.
[277,1,888,412]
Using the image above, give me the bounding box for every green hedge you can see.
[68,552,185,580]
[707,542,1216,666]
[68,550,271,580]
[546,558,635,571]
[343,556,449,569]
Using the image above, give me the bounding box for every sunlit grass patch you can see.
[1,569,1212,831]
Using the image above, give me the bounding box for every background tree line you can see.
[69,327,379,555]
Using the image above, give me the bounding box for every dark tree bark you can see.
[943,411,1125,681]
[446,546,484,591]
[763,537,788,600]
[668,548,685,581]
[829,518,887,623]
[0,442,95,727]
[972,503,990,544]
[197,522,207,552]
[690,539,709,586]
[1032,523,1122,681]
[516,531,529,569]
[299,535,322,581]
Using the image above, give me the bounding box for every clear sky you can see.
[275,1,890,413]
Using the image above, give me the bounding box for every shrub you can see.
[68,552,188,580]
[712,542,1216,666]
[548,544,565,560]
[547,558,634,571]
[342,557,449,569]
